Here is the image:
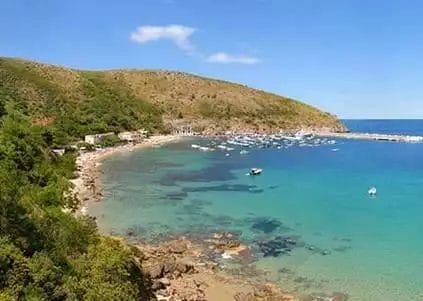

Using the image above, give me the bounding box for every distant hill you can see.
[0,57,345,140]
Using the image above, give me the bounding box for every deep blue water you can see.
[88,120,423,301]
[344,119,423,135]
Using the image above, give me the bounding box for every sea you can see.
[87,120,423,301]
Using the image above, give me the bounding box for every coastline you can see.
[69,134,349,301]
[71,135,183,214]
[70,135,301,300]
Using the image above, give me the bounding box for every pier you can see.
[317,132,423,143]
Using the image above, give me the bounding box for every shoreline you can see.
[70,135,301,300]
[70,134,348,301]
[133,234,299,301]
[71,135,183,213]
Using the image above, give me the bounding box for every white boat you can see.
[249,168,263,175]
[191,144,200,149]
[199,146,212,151]
[368,187,377,196]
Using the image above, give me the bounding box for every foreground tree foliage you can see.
[0,106,154,300]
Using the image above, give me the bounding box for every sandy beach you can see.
[70,135,182,214]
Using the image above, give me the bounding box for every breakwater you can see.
[318,132,423,143]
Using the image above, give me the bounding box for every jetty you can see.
[317,132,423,143]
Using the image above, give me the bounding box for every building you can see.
[118,129,148,143]
[172,126,195,136]
[84,132,115,145]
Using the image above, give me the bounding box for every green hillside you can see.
[0,57,345,145]
[0,108,155,300]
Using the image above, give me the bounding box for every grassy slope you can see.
[0,57,345,138]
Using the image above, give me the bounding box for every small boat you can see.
[199,146,213,151]
[240,150,249,155]
[191,144,200,149]
[368,187,377,196]
[249,168,263,176]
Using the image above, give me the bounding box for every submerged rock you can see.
[251,217,282,234]
[256,235,303,257]
[302,292,348,301]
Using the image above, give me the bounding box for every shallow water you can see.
[88,120,423,301]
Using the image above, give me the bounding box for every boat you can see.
[249,168,263,176]
[191,144,200,149]
[199,146,213,151]
[240,150,249,155]
[368,187,377,196]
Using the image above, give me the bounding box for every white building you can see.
[118,129,148,143]
[84,132,115,145]
[172,126,195,136]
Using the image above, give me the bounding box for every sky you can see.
[1,0,422,119]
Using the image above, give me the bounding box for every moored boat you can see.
[368,186,377,196]
[249,168,263,175]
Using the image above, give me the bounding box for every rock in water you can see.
[251,217,282,234]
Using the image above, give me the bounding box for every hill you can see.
[0,57,345,143]
[0,57,345,300]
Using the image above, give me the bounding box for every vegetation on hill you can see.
[0,105,154,300]
[0,57,344,145]
[0,57,344,300]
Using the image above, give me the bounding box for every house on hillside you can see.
[118,129,148,143]
[84,132,115,145]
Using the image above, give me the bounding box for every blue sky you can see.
[1,0,422,118]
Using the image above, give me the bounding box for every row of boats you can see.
[191,135,379,195]
[191,133,337,153]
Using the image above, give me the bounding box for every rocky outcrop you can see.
[137,237,296,301]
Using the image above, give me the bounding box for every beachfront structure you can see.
[118,129,148,143]
[84,132,115,145]
[172,126,195,136]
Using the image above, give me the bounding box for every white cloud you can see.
[130,25,196,52]
[206,52,260,65]
[130,25,260,65]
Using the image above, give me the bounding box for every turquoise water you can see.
[88,121,423,301]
